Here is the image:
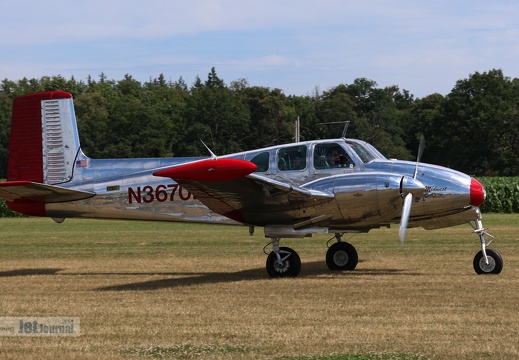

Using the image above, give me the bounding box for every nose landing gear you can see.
[471,207,503,274]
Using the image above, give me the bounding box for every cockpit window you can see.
[314,143,354,169]
[345,140,387,163]
[250,152,270,172]
[277,145,306,171]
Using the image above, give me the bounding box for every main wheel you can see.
[326,242,358,271]
[266,247,301,278]
[473,248,503,274]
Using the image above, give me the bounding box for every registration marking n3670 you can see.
[128,184,193,204]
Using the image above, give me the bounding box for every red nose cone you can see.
[470,178,485,207]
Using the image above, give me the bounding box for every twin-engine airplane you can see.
[0,91,502,277]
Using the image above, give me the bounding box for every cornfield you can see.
[479,177,519,213]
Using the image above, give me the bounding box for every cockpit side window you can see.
[250,152,270,172]
[277,145,307,171]
[348,143,373,163]
[314,143,354,169]
[345,140,386,163]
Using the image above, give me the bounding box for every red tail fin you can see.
[5,91,83,216]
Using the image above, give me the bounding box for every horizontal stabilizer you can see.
[0,181,95,203]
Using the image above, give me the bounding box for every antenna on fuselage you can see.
[295,117,300,142]
[200,140,218,160]
[317,121,350,138]
[341,121,350,138]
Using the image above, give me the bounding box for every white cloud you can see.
[227,54,292,70]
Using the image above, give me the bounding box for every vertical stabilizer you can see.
[8,91,81,185]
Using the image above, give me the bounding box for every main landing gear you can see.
[325,234,358,271]
[471,207,503,274]
[264,238,301,277]
[264,208,502,277]
[264,234,359,278]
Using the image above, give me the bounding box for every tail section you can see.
[3,91,90,217]
[8,91,81,185]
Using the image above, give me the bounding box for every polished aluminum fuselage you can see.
[45,138,478,233]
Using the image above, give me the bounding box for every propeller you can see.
[399,134,426,244]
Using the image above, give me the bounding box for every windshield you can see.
[345,140,387,163]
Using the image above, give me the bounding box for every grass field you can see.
[0,214,518,359]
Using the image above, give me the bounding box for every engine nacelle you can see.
[305,173,425,226]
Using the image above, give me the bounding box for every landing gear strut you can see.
[471,207,503,274]
[265,238,301,278]
[325,234,358,271]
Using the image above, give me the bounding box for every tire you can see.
[326,242,358,271]
[266,247,301,278]
[473,249,503,274]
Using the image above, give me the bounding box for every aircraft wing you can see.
[0,181,95,203]
[153,159,335,224]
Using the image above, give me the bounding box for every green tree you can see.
[320,79,412,159]
[183,68,250,155]
[237,86,295,148]
[404,93,447,164]
[75,92,110,158]
[1,69,518,178]
[144,75,190,157]
[314,87,357,139]
[435,69,519,175]
[288,94,318,142]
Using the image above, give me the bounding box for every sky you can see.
[1,0,519,98]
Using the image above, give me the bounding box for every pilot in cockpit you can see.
[328,148,352,168]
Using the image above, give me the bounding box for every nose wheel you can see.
[473,248,503,274]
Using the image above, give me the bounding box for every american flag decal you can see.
[76,159,87,167]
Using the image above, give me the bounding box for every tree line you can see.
[0,67,518,178]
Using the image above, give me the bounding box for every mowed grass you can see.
[0,214,518,359]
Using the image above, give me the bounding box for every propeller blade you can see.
[413,134,425,179]
[399,193,413,244]
[417,134,425,163]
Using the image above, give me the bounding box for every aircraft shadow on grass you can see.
[0,263,420,290]
[92,261,417,291]
[0,268,64,277]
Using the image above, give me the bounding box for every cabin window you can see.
[250,152,270,172]
[277,146,307,171]
[314,143,354,169]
